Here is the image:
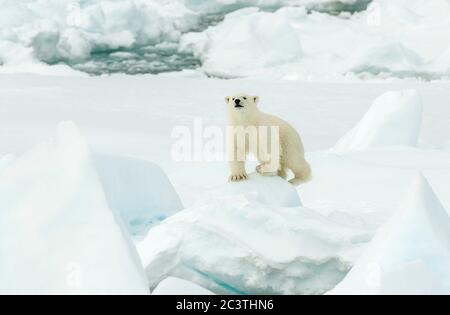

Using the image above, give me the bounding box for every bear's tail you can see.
[289,160,312,186]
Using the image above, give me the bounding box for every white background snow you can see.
[0,0,450,295]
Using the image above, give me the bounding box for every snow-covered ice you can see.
[181,0,450,80]
[180,8,303,78]
[300,151,417,226]
[0,0,197,74]
[180,0,370,14]
[94,154,183,237]
[329,174,450,295]
[138,173,371,295]
[0,73,449,294]
[1,0,450,79]
[0,122,149,294]
[0,0,371,76]
[1,0,450,296]
[0,154,14,173]
[152,277,215,295]
[220,172,302,207]
[332,90,423,153]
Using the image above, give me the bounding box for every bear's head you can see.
[225,93,259,112]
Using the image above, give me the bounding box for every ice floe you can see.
[0,122,149,294]
[332,90,423,152]
[152,277,215,295]
[138,173,371,295]
[329,174,450,295]
[94,153,183,237]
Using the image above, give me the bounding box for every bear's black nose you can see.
[234,99,241,105]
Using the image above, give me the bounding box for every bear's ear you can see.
[253,96,260,104]
[225,96,230,104]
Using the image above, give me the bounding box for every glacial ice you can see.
[138,173,371,295]
[329,174,450,295]
[94,154,183,237]
[0,122,149,294]
[332,90,423,153]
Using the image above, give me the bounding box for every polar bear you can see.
[225,93,311,186]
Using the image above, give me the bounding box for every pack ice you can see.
[152,277,214,295]
[180,0,450,80]
[329,174,450,295]
[136,87,450,295]
[332,90,422,152]
[180,8,303,78]
[2,0,450,80]
[0,122,149,294]
[0,0,367,75]
[0,0,198,75]
[94,154,183,237]
[0,79,449,295]
[138,173,371,295]
[302,89,448,226]
[0,154,14,174]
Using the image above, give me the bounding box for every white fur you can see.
[225,93,311,186]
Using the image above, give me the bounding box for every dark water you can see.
[308,0,372,15]
[69,45,202,76]
[57,1,372,76]
[64,11,228,76]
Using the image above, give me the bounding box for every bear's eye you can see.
[243,97,247,100]
[232,98,235,101]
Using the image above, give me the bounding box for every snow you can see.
[152,277,215,295]
[0,122,149,294]
[220,172,302,207]
[0,154,13,174]
[0,74,449,295]
[329,174,450,295]
[332,90,423,153]
[300,151,417,227]
[138,174,371,295]
[0,40,82,76]
[1,0,450,296]
[94,153,183,237]
[181,8,303,78]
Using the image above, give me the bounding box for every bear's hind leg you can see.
[278,167,288,179]
[288,159,312,186]
[256,163,278,177]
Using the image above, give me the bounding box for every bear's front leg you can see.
[229,161,248,182]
